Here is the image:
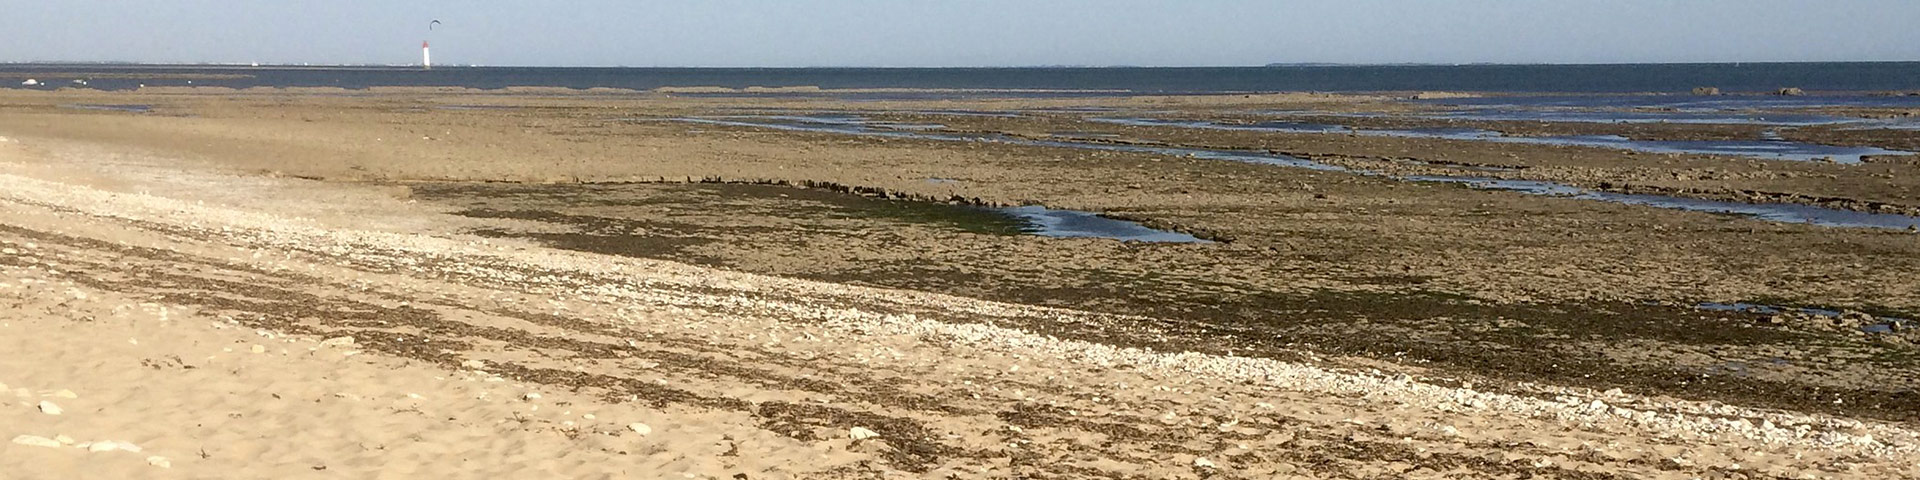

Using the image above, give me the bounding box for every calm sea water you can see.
[3,62,1918,94]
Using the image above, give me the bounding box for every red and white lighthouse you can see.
[422,41,432,69]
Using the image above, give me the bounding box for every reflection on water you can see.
[995,206,1209,243]
[1414,94,1920,111]
[1698,302,1911,333]
[1093,117,1913,164]
[1430,109,1862,126]
[61,104,152,113]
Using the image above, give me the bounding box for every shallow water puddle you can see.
[60,104,152,113]
[1697,302,1912,333]
[1093,117,1913,164]
[667,115,1920,231]
[994,206,1208,243]
[1405,176,1920,230]
[1429,108,1865,126]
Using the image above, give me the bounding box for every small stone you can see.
[627,423,652,436]
[460,359,487,369]
[523,392,542,401]
[85,441,141,453]
[147,456,172,468]
[319,336,356,347]
[849,427,881,441]
[251,345,267,354]
[11,435,61,448]
[38,400,62,415]
[1194,457,1218,469]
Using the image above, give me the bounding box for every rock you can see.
[80,440,141,453]
[849,426,881,441]
[319,336,356,347]
[1691,87,1720,96]
[147,456,172,468]
[21,79,38,86]
[1585,399,1608,413]
[1837,311,1875,328]
[627,423,652,436]
[38,400,62,415]
[1776,87,1805,96]
[460,359,487,369]
[1194,457,1218,469]
[523,392,542,401]
[11,435,61,448]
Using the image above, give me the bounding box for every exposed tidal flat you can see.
[3,85,1920,477]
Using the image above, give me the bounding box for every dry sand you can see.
[3,101,1920,478]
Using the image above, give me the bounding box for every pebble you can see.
[523,392,542,401]
[38,400,63,415]
[849,426,881,441]
[627,423,652,436]
[84,440,143,453]
[461,359,487,369]
[251,344,267,354]
[319,336,356,347]
[11,435,61,448]
[1194,457,1218,469]
[147,456,172,468]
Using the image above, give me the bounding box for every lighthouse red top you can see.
[422,41,430,48]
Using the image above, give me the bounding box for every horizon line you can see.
[3,60,1919,70]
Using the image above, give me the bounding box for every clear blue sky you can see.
[3,0,1915,67]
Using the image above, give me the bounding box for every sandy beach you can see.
[4,87,1920,478]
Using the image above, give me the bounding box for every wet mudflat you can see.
[692,114,1920,229]
[412,181,1920,422]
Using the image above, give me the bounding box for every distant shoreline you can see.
[3,60,1919,70]
[2,62,1915,94]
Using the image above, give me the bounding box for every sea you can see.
[3,62,1918,95]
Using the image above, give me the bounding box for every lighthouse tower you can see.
[422,41,432,70]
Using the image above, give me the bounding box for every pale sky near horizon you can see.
[1,0,1915,67]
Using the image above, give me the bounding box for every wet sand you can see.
[2,87,1919,478]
